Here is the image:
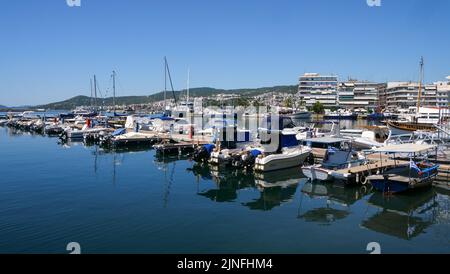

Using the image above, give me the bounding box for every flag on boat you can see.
[327,146,338,154]
[410,160,422,173]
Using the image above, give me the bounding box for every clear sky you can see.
[1,0,449,106]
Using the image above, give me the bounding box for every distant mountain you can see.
[0,105,6,108]
[37,85,298,110]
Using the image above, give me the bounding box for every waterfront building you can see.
[298,73,338,107]
[386,79,450,110]
[436,79,450,107]
[386,82,430,109]
[338,81,386,110]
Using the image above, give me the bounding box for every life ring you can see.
[360,185,368,194]
[360,172,369,185]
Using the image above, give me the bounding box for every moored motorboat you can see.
[254,145,312,172]
[367,144,439,194]
[324,110,357,120]
[350,127,390,150]
[302,146,366,182]
[289,107,312,120]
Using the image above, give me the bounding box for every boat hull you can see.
[351,138,384,150]
[301,165,332,181]
[368,175,434,194]
[254,150,310,172]
[323,114,357,120]
[387,121,436,135]
[290,112,311,120]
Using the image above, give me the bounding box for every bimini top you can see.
[303,137,348,144]
[372,144,436,154]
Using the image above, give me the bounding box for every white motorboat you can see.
[109,131,156,146]
[254,145,312,172]
[295,121,339,141]
[351,127,390,150]
[64,126,110,140]
[323,109,357,120]
[289,108,312,120]
[302,144,366,182]
[339,129,363,137]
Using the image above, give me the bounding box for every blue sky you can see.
[0,0,449,106]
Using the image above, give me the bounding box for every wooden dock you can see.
[153,140,209,155]
[435,164,450,190]
[331,159,408,184]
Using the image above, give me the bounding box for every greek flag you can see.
[410,160,422,173]
[327,146,337,155]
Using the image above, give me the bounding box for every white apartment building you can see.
[297,73,338,107]
[436,79,450,107]
[338,81,385,110]
[386,82,430,109]
[386,78,450,109]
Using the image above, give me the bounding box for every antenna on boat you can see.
[416,56,424,119]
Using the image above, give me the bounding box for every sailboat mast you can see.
[416,57,424,116]
[112,70,116,114]
[187,68,190,103]
[90,78,93,109]
[164,57,167,112]
[94,75,98,110]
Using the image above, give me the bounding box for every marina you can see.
[1,124,450,254]
[2,0,450,258]
[2,105,450,254]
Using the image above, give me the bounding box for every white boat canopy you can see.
[303,137,348,144]
[371,144,436,154]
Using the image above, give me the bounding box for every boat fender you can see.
[360,172,368,185]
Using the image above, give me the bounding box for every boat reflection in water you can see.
[188,165,303,210]
[361,189,437,240]
[298,181,372,225]
[190,164,255,203]
[246,167,303,211]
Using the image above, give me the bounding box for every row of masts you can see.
[163,57,193,113]
[85,57,425,117]
[88,71,117,114]
[87,57,191,115]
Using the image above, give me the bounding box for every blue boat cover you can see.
[142,113,165,119]
[203,144,216,154]
[419,165,439,176]
[112,128,126,136]
[281,133,299,148]
[159,116,175,121]
[250,149,262,157]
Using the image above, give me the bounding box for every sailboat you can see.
[170,67,194,119]
[387,57,437,135]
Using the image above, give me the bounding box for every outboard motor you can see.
[232,149,261,169]
[100,127,126,147]
[192,144,215,163]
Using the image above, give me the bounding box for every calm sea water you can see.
[1,125,450,254]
